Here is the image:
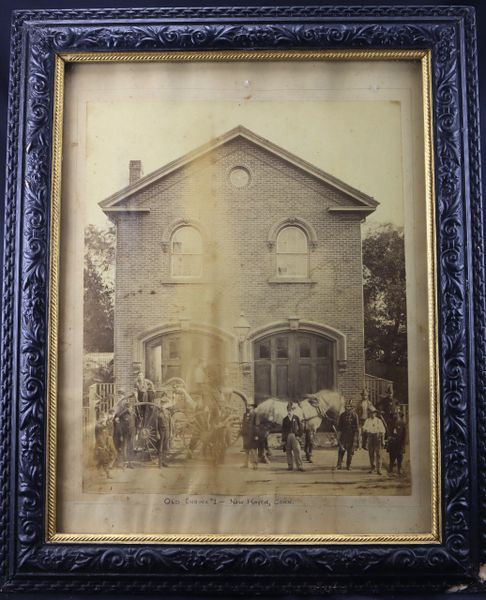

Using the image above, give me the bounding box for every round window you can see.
[229,166,251,188]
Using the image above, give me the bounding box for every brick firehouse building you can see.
[99,126,378,405]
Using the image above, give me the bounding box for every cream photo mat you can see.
[55,58,433,538]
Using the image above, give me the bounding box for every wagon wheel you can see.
[186,408,216,460]
[221,388,248,446]
[133,402,160,462]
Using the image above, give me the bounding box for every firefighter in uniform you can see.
[156,398,172,468]
[336,400,359,470]
[282,403,304,471]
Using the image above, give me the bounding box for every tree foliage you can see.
[83,359,114,398]
[84,224,115,352]
[362,224,407,366]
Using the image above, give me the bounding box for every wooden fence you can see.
[85,383,115,435]
[364,373,393,407]
[364,373,408,421]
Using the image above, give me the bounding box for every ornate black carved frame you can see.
[0,4,484,595]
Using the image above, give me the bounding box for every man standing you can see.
[362,406,386,475]
[187,395,210,459]
[94,414,116,478]
[113,395,136,469]
[257,417,270,464]
[282,403,304,471]
[387,409,407,475]
[146,378,156,403]
[378,385,395,431]
[336,400,359,470]
[357,388,372,449]
[134,371,148,403]
[192,358,206,396]
[156,398,172,468]
[241,404,259,469]
[303,426,315,464]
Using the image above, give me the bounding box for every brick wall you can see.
[112,138,367,404]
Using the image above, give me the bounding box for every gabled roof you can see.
[99,125,379,213]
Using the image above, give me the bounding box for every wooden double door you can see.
[253,331,335,403]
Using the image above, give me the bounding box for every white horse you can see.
[255,390,345,461]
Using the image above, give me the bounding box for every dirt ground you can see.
[84,434,411,496]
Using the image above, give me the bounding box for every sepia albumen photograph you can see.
[56,58,433,537]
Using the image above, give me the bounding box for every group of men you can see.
[93,370,407,478]
[94,368,237,477]
[336,400,407,475]
[94,374,178,478]
[240,397,407,475]
[241,401,308,471]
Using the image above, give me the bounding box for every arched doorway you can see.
[144,330,228,391]
[253,331,335,402]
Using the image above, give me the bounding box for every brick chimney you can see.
[129,160,143,184]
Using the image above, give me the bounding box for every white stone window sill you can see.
[267,277,315,284]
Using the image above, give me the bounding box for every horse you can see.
[254,390,346,461]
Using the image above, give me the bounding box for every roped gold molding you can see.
[46,49,439,545]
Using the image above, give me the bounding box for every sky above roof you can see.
[86,100,403,232]
[99,125,378,212]
[72,60,423,235]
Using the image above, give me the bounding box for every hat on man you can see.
[369,405,378,414]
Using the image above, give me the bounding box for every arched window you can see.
[276,226,308,278]
[171,226,202,277]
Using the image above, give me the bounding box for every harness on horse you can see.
[297,397,327,422]
[297,397,339,438]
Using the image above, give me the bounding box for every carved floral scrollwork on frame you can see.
[1,5,484,594]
